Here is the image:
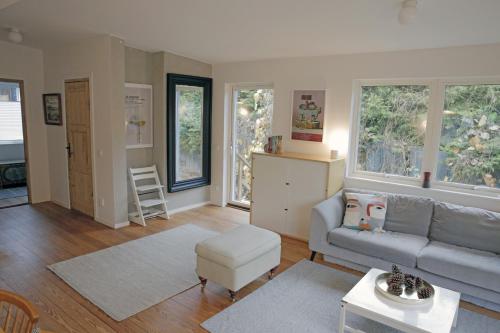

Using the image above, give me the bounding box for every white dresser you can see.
[250,152,345,241]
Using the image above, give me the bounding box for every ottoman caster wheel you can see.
[229,290,238,302]
[199,276,207,290]
[268,266,279,280]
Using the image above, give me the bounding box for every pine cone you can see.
[391,264,401,275]
[405,277,415,289]
[387,273,405,285]
[405,286,415,294]
[388,283,403,296]
[415,277,423,289]
[417,287,432,299]
[404,273,415,280]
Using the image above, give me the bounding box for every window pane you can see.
[437,84,500,188]
[175,85,203,182]
[231,88,273,204]
[0,82,23,142]
[356,85,429,177]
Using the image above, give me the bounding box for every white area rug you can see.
[48,224,217,321]
[202,260,500,333]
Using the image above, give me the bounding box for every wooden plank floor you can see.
[0,203,497,332]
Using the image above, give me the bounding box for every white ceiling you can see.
[1,0,500,64]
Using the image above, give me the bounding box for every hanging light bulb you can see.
[7,28,23,43]
[399,0,418,25]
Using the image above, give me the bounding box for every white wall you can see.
[124,47,154,212]
[212,43,500,211]
[44,35,127,226]
[0,41,50,202]
[125,46,154,170]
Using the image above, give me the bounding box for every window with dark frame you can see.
[166,73,212,192]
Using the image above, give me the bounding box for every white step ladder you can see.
[128,165,169,226]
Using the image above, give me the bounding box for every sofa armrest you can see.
[309,190,345,252]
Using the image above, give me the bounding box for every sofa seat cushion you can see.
[328,228,428,267]
[195,224,281,269]
[418,241,500,293]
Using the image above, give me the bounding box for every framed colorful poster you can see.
[291,90,325,142]
[125,83,153,149]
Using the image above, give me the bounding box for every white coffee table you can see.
[339,268,460,333]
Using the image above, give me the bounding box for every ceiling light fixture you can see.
[7,27,23,43]
[399,0,418,25]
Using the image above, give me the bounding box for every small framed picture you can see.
[43,93,63,126]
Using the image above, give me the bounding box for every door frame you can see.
[0,78,32,204]
[227,83,273,208]
[63,77,97,217]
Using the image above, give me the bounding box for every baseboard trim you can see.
[51,199,70,209]
[169,201,211,216]
[94,216,129,229]
[94,216,115,228]
[114,221,130,229]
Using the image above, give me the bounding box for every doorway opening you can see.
[0,79,30,209]
[228,85,273,208]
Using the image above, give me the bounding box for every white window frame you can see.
[348,77,500,197]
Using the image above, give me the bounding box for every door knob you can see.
[66,143,73,158]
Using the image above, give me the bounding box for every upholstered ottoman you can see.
[195,224,281,301]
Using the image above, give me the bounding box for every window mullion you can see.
[421,80,445,181]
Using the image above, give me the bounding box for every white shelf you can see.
[139,198,168,208]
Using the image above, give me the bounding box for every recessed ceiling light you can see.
[399,0,418,25]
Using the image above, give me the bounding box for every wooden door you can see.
[65,79,94,217]
[250,154,287,234]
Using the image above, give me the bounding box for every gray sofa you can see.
[309,188,500,310]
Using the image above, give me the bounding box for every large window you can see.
[357,85,429,177]
[437,84,499,189]
[0,82,23,143]
[175,85,204,182]
[351,79,499,194]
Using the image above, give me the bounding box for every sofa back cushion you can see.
[343,189,434,237]
[385,193,434,237]
[430,202,500,254]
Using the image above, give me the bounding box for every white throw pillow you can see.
[342,193,387,232]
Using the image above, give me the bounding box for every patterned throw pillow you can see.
[342,193,387,231]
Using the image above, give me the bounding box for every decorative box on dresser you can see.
[250,152,345,241]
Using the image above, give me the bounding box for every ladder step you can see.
[139,198,168,208]
[136,184,164,192]
[129,208,165,220]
